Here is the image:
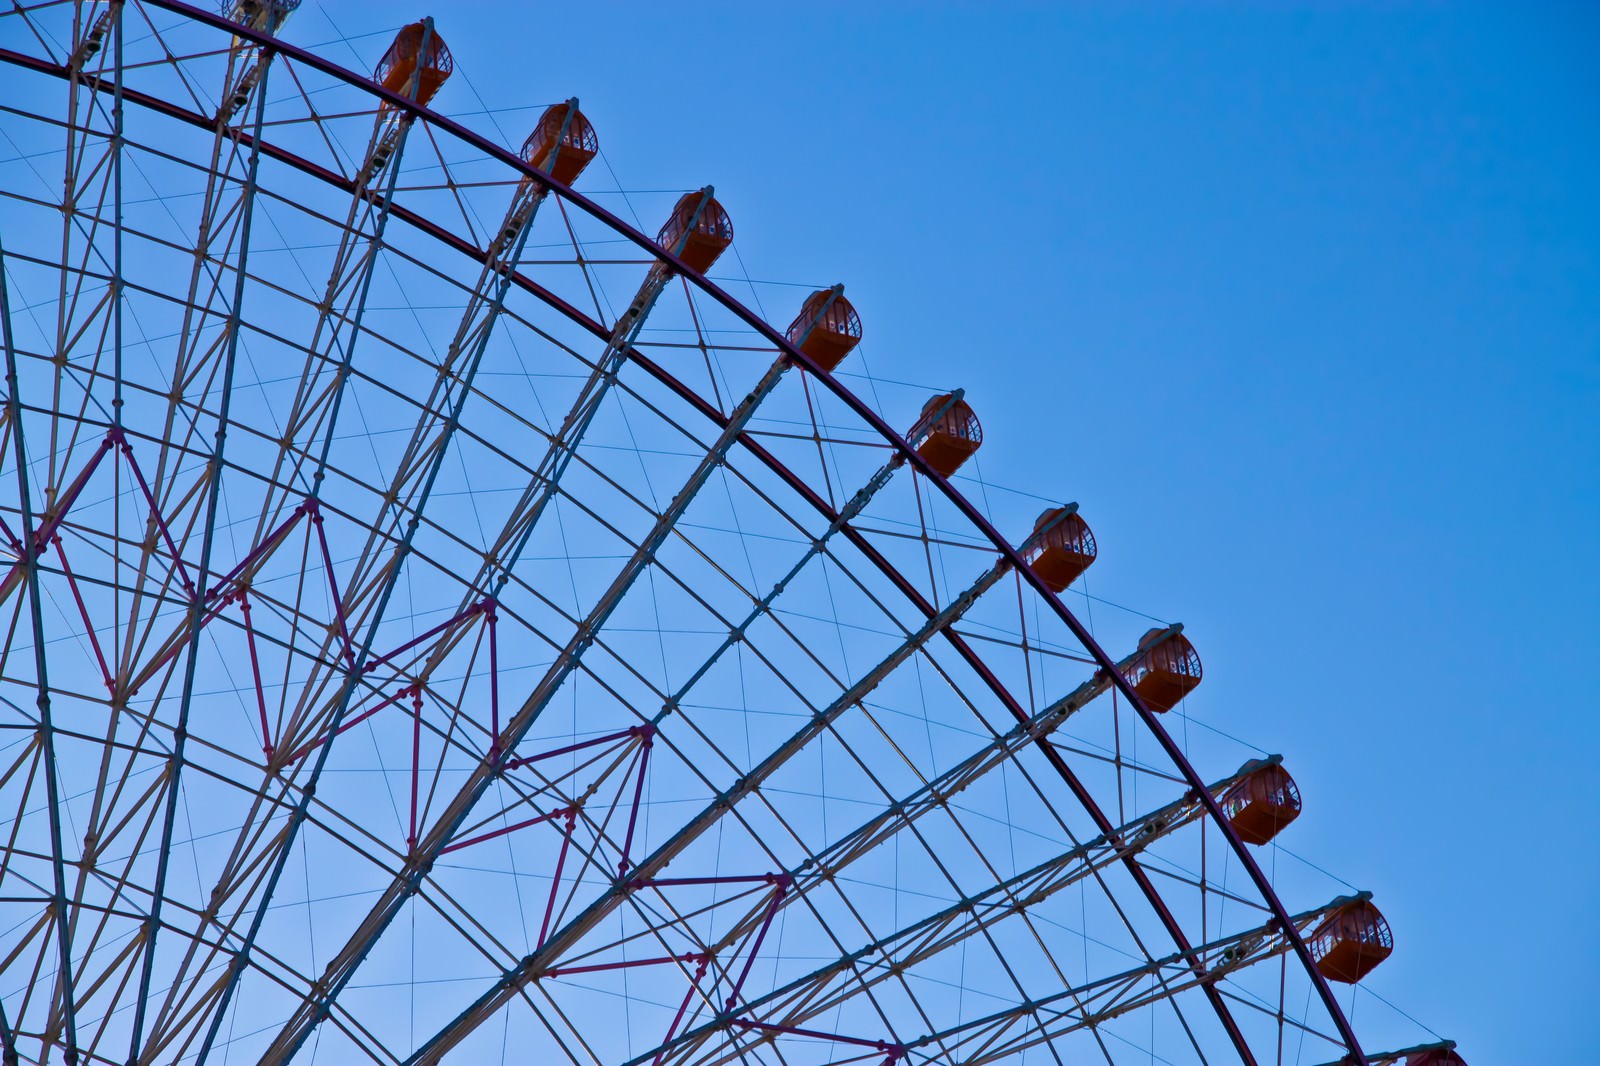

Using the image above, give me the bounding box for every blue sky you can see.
[299,2,1595,1060]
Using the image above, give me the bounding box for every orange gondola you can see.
[908,393,981,477]
[1308,898,1393,984]
[521,101,598,186]
[1025,507,1096,592]
[1119,627,1202,712]
[1218,761,1301,845]
[375,20,452,106]
[786,288,862,372]
[658,190,733,273]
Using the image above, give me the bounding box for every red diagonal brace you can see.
[539,809,577,947]
[544,951,704,980]
[287,684,415,763]
[617,728,654,878]
[206,500,309,604]
[362,597,490,676]
[127,501,311,691]
[487,601,500,758]
[309,506,356,671]
[2,432,115,590]
[239,588,273,757]
[409,685,424,849]
[439,805,575,856]
[726,875,789,1010]
[657,953,712,1065]
[51,535,113,693]
[29,433,115,551]
[114,433,196,598]
[499,724,644,772]
[729,1019,902,1057]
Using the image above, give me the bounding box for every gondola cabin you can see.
[1119,627,1202,712]
[908,393,982,477]
[1025,507,1096,592]
[658,190,733,273]
[522,102,598,186]
[1308,898,1393,984]
[1219,762,1301,845]
[376,21,452,106]
[786,289,862,372]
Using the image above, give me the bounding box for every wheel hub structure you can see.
[0,4,1450,1066]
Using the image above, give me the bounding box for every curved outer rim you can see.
[1,5,1370,1062]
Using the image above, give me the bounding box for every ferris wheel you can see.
[0,3,1462,1065]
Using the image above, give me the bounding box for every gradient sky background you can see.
[284,2,1594,1061]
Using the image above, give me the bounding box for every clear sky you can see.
[299,2,1595,1061]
